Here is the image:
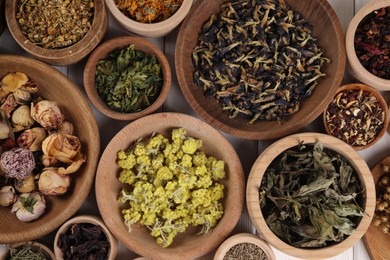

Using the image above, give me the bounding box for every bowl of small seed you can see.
[176,0,345,140]
[346,0,390,91]
[5,0,108,66]
[247,133,375,259]
[213,233,275,260]
[83,36,172,121]
[323,83,388,150]
[105,0,193,38]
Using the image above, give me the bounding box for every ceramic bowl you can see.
[83,36,172,121]
[345,0,390,90]
[54,215,118,260]
[105,0,193,38]
[0,55,100,244]
[95,112,245,260]
[175,0,345,140]
[247,133,375,259]
[323,83,388,150]
[5,0,108,65]
[214,233,276,260]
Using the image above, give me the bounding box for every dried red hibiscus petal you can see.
[58,223,110,260]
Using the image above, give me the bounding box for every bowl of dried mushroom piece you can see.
[323,83,388,150]
[5,0,108,66]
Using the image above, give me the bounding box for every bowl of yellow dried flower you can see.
[95,112,245,260]
[105,0,193,38]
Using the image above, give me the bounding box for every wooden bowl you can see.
[213,233,276,260]
[105,0,193,38]
[364,156,390,260]
[5,0,108,66]
[54,215,118,260]
[176,0,345,140]
[84,36,172,121]
[0,55,100,243]
[323,83,388,151]
[95,112,245,260]
[247,133,375,259]
[346,0,390,91]
[2,241,55,260]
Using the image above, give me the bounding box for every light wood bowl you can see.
[346,0,390,91]
[54,215,118,260]
[2,241,56,260]
[0,55,100,244]
[364,156,390,260]
[175,0,345,140]
[105,0,193,38]
[95,112,245,260]
[84,36,172,121]
[213,233,276,260]
[247,133,375,259]
[323,83,388,151]
[5,0,108,66]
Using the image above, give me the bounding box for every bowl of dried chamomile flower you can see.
[176,0,346,140]
[5,0,108,65]
[247,133,375,259]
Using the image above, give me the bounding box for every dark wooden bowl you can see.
[0,55,100,243]
[176,0,345,140]
[5,0,108,66]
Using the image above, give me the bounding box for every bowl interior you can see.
[176,0,345,140]
[0,55,100,243]
[96,112,244,260]
[246,133,375,259]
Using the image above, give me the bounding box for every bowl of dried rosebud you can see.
[5,0,108,66]
[54,215,118,260]
[323,83,388,150]
[346,0,390,90]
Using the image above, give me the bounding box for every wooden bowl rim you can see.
[0,54,100,243]
[246,133,375,259]
[53,215,118,260]
[83,36,172,121]
[345,0,390,90]
[5,0,108,66]
[105,0,193,37]
[213,233,276,260]
[323,83,389,151]
[175,0,346,140]
[95,112,245,259]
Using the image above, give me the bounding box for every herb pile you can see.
[16,0,95,49]
[9,242,47,260]
[259,142,364,248]
[373,165,390,235]
[95,44,163,113]
[192,0,330,124]
[117,128,226,247]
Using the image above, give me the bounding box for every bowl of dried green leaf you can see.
[83,36,172,121]
[247,133,375,259]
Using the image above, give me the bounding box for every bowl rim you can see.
[246,133,375,259]
[95,112,245,260]
[83,36,172,121]
[323,83,389,151]
[53,215,118,260]
[105,0,193,37]
[0,54,100,244]
[213,233,276,260]
[345,0,390,90]
[5,0,108,65]
[175,0,346,140]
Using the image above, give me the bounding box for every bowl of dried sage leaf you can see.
[247,133,375,259]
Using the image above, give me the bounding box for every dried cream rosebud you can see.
[0,110,13,140]
[0,72,29,99]
[11,192,46,222]
[30,100,64,130]
[42,132,83,165]
[17,127,47,152]
[0,186,17,206]
[14,89,31,105]
[0,94,18,118]
[12,105,35,132]
[57,121,74,135]
[15,174,36,193]
[38,168,70,195]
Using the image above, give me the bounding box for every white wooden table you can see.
[1,0,389,259]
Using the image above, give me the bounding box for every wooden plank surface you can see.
[0,0,385,259]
